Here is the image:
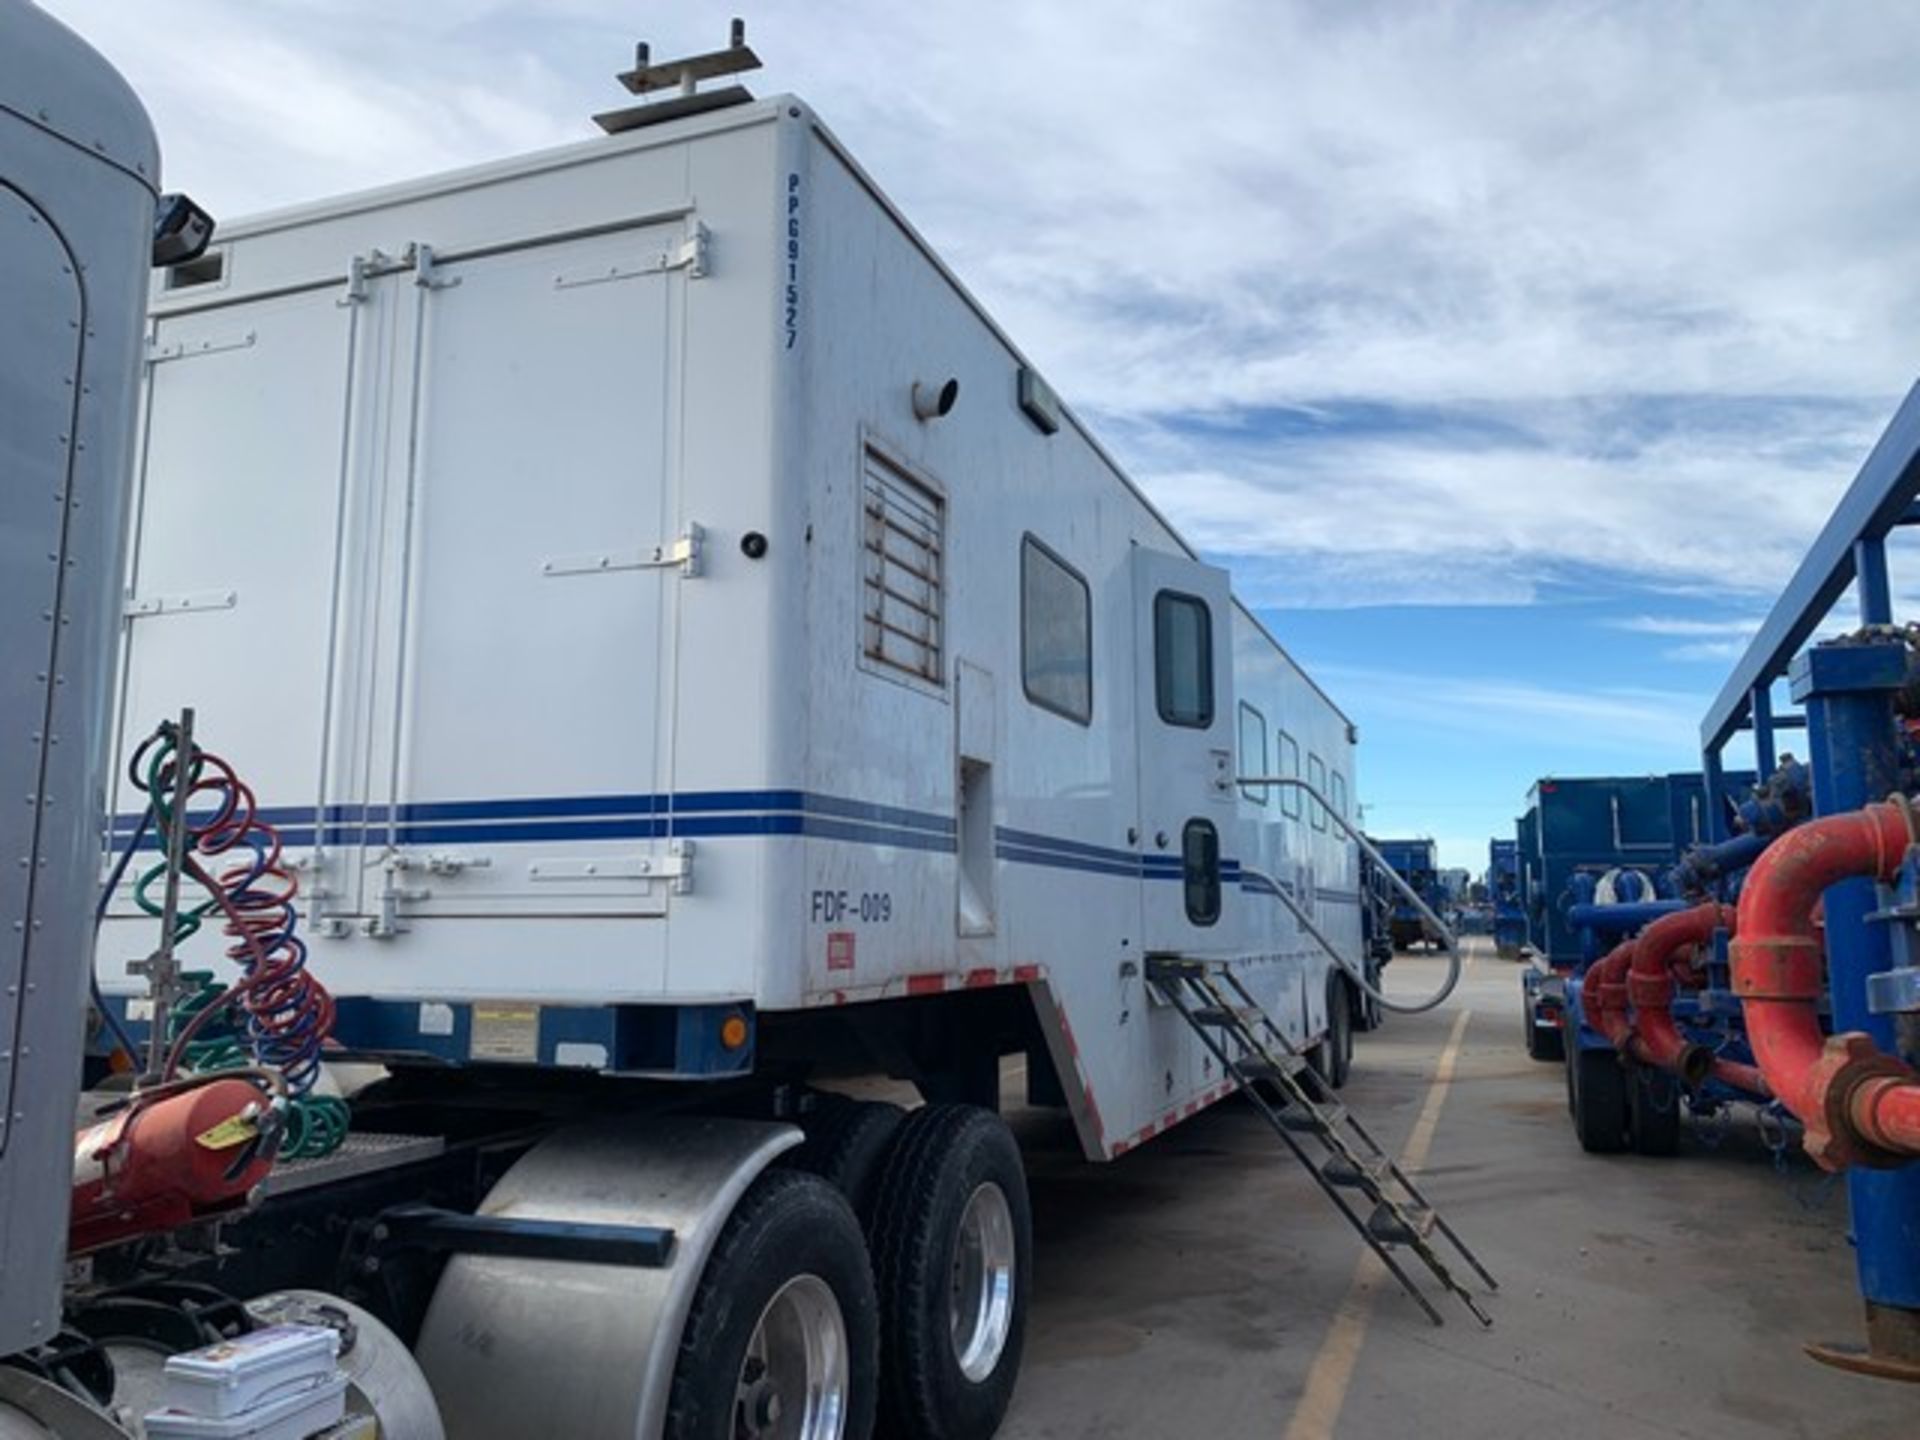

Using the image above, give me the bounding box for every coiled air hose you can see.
[120,724,348,1159]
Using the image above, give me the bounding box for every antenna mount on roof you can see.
[595,18,763,135]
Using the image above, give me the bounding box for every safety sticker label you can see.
[471,1003,540,1061]
[827,931,856,971]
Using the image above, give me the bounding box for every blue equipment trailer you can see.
[1489,838,1525,959]
[1515,771,1754,1063]
[1689,382,1920,1379]
[1370,837,1443,950]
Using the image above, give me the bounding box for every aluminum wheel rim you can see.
[950,1181,1016,1382]
[734,1273,849,1440]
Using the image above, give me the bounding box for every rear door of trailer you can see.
[117,216,700,950]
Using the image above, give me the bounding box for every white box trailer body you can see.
[99,94,1362,1160]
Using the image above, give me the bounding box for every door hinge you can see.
[146,331,256,365]
[527,840,694,894]
[409,242,460,291]
[338,249,398,307]
[675,220,710,278]
[123,588,237,619]
[1210,749,1233,798]
[541,522,704,579]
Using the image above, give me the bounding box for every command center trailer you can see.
[105,71,1368,1138]
[61,32,1490,1440]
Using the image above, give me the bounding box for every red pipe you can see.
[1625,903,1752,1091]
[1583,940,1637,1054]
[1730,801,1920,1169]
[1710,1056,1770,1095]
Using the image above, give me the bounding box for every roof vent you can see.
[594,18,763,135]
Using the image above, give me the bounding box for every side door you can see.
[1131,548,1236,954]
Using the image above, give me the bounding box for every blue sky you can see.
[44,0,1920,870]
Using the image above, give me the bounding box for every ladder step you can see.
[1368,1201,1437,1246]
[1152,957,1496,1325]
[1279,1103,1345,1132]
[1189,1004,1258,1029]
[1322,1154,1391,1188]
[1233,1055,1306,1083]
[1145,955,1213,981]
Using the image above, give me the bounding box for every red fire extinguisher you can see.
[69,1076,278,1254]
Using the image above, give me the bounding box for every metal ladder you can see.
[1146,954,1496,1326]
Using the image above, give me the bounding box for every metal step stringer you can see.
[1146,953,1496,1327]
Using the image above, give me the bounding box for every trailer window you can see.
[1278,731,1302,819]
[1308,753,1328,831]
[1183,818,1221,926]
[1238,702,1268,804]
[1020,536,1092,724]
[1154,591,1213,728]
[861,446,944,688]
[1331,770,1348,819]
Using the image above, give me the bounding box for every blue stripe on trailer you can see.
[103,792,1353,896]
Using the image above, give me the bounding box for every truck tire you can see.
[870,1105,1030,1440]
[1629,1067,1683,1157]
[1563,1035,1577,1118]
[784,1098,905,1229]
[1571,1047,1630,1154]
[1523,989,1563,1063]
[1325,980,1353,1089]
[664,1168,878,1440]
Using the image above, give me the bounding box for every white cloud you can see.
[1313,663,1702,757]
[1612,616,1765,637]
[1660,638,1752,663]
[38,0,1920,609]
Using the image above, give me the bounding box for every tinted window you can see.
[1154,591,1213,728]
[1020,537,1092,723]
[1183,818,1221,926]
[1238,702,1268,804]
[1308,753,1328,831]
[1332,771,1348,819]
[1278,731,1302,819]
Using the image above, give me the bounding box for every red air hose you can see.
[1730,801,1920,1168]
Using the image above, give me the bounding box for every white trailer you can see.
[75,36,1478,1440]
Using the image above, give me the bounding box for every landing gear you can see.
[667,1169,879,1440]
[870,1104,1031,1440]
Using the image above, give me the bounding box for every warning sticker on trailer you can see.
[827,931,856,971]
[471,1003,540,1061]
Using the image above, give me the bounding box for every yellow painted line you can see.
[1282,1005,1474,1440]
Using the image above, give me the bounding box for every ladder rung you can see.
[1322,1154,1391,1188]
[1156,965,1495,1325]
[1279,1103,1345,1132]
[1233,1055,1306,1082]
[1368,1201,1437,1245]
[1145,955,1212,980]
[1189,1005,1257,1028]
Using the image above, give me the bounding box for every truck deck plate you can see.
[258,1133,446,1198]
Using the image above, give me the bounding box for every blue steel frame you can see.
[1699,382,1920,820]
[1698,382,1920,1337]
